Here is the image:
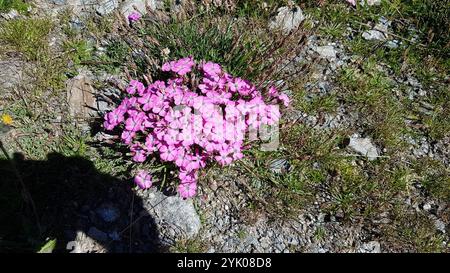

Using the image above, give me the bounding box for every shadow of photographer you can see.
[0,152,164,253]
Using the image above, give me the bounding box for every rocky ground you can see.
[0,0,448,253]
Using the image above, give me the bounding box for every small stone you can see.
[423,202,432,211]
[51,0,66,4]
[0,59,25,90]
[359,241,381,253]
[141,188,201,241]
[1,9,19,20]
[367,0,381,6]
[259,237,271,249]
[95,0,119,16]
[434,219,446,233]
[269,6,305,33]
[362,30,386,41]
[269,158,290,174]
[386,40,399,49]
[315,46,337,60]
[349,134,379,160]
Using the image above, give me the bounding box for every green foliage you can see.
[37,239,57,253]
[171,237,207,253]
[385,207,447,252]
[399,0,450,57]
[413,158,450,201]
[142,16,267,80]
[234,0,287,19]
[63,39,93,66]
[0,18,53,61]
[338,60,408,149]
[0,0,29,13]
[140,14,302,83]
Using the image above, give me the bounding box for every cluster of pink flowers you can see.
[104,57,289,198]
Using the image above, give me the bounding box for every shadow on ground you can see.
[0,152,163,253]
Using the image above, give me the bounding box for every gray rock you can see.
[95,0,119,16]
[142,189,201,240]
[66,71,97,120]
[366,0,381,6]
[386,40,399,49]
[51,0,67,4]
[423,202,432,211]
[1,9,19,20]
[363,17,391,41]
[357,0,381,6]
[97,100,110,113]
[349,134,379,160]
[0,59,25,90]
[434,219,446,233]
[269,6,305,33]
[318,81,331,93]
[87,227,108,242]
[358,241,381,253]
[315,46,337,60]
[362,30,386,41]
[259,236,271,249]
[120,0,157,22]
[269,158,290,174]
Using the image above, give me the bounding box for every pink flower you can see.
[230,142,244,160]
[134,170,152,189]
[228,78,251,94]
[346,0,356,6]
[103,108,125,130]
[131,144,147,163]
[121,130,135,144]
[162,57,195,76]
[179,170,198,183]
[138,93,154,111]
[144,134,157,153]
[125,116,143,132]
[215,151,233,166]
[268,86,278,97]
[178,182,197,198]
[202,61,222,78]
[126,80,145,95]
[278,93,290,107]
[128,12,142,23]
[159,145,178,162]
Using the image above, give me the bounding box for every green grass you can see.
[0,0,29,13]
[170,237,208,253]
[338,58,412,150]
[83,8,308,86]
[306,0,449,73]
[384,206,447,252]
[63,39,93,66]
[140,15,285,82]
[413,158,450,201]
[0,18,53,61]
